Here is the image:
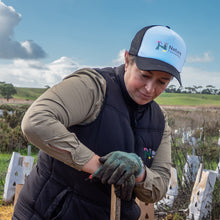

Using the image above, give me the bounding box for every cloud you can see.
[43,57,84,86]
[173,66,220,88]
[186,52,214,63]
[113,49,125,65]
[0,57,82,88]
[0,51,219,89]
[0,1,46,59]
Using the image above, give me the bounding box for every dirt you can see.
[0,205,14,220]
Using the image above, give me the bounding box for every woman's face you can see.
[124,51,172,105]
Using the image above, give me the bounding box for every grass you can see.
[5,87,220,107]
[156,93,220,106]
[14,87,47,100]
[0,154,14,218]
[0,153,11,177]
[0,153,12,204]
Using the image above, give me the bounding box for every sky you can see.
[0,0,220,88]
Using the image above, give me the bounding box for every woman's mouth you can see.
[139,91,152,100]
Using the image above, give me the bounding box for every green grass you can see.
[14,87,47,100]
[0,153,12,203]
[156,93,220,106]
[11,88,220,106]
[0,86,218,106]
[0,153,11,176]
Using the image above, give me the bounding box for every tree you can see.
[185,87,193,93]
[165,84,177,93]
[193,85,203,94]
[0,83,17,101]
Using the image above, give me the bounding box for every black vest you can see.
[13,65,165,220]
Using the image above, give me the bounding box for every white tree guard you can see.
[216,161,220,180]
[218,130,220,146]
[182,154,200,185]
[182,129,191,144]
[188,165,217,220]
[155,167,178,209]
[3,152,34,203]
[181,127,203,149]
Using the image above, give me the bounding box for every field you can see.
[156,93,220,106]
[12,87,220,106]
[0,91,220,219]
[14,87,47,100]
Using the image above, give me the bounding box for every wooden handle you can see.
[110,185,121,220]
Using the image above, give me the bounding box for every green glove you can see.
[114,175,136,201]
[92,151,144,185]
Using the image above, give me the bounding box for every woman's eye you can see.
[142,74,150,78]
[159,81,166,85]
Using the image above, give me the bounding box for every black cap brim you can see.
[135,56,182,86]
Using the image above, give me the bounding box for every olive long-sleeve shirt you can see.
[21,68,172,203]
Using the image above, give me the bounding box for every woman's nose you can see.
[144,80,155,93]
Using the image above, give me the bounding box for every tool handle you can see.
[110,184,121,220]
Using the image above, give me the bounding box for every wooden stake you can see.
[198,163,204,183]
[111,185,121,220]
[14,184,24,206]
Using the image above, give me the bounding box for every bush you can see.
[0,104,30,152]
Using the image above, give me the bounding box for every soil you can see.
[0,205,14,220]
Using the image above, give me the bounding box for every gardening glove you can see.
[114,174,136,201]
[92,151,145,185]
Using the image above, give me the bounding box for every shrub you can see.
[0,104,30,152]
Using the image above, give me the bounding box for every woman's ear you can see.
[124,50,129,72]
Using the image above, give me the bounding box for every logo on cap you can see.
[156,40,182,58]
[155,41,168,52]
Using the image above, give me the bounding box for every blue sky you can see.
[0,0,220,88]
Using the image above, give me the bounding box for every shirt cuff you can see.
[70,143,95,171]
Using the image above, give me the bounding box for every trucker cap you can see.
[129,25,186,86]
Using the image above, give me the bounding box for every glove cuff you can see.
[135,156,145,177]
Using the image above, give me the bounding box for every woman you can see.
[13,25,186,220]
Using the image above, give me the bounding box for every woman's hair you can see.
[128,53,135,65]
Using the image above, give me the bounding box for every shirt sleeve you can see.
[134,108,172,203]
[21,68,106,171]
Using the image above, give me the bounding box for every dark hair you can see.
[128,53,135,65]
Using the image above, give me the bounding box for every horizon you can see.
[12,84,220,90]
